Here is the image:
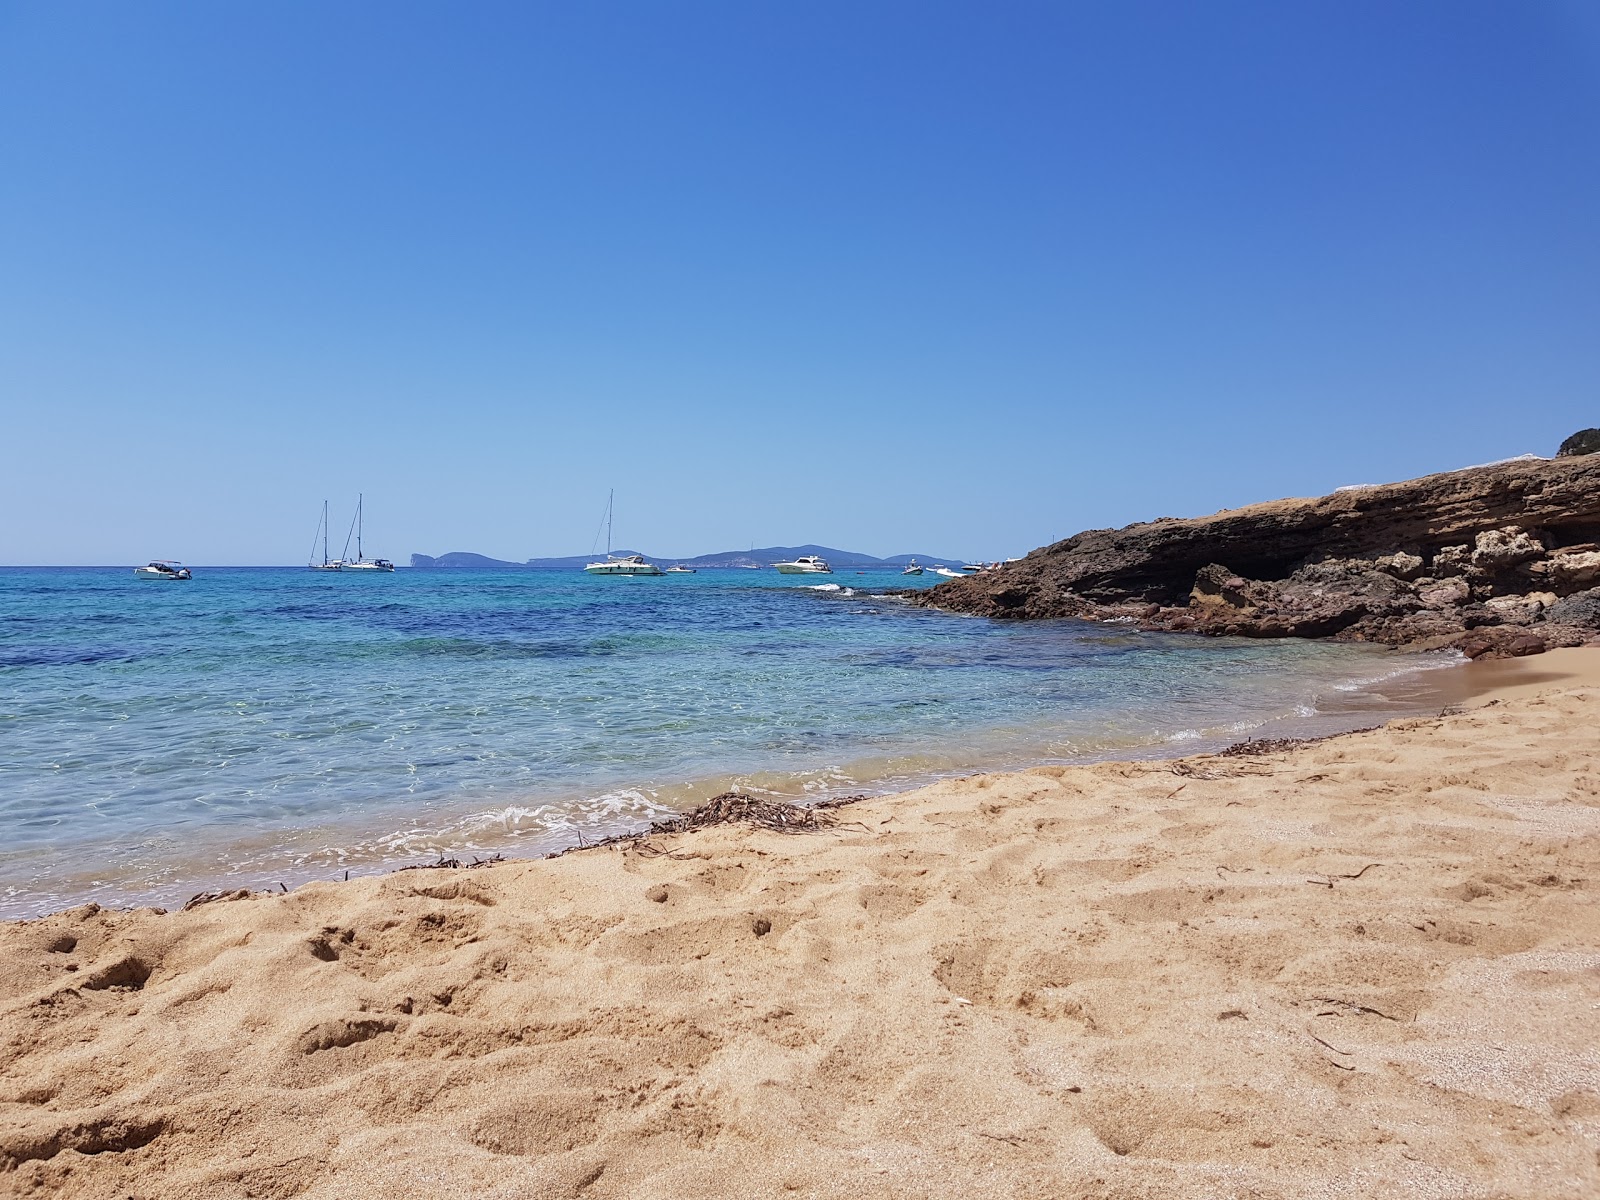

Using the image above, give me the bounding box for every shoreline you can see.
[3,649,1597,1196]
[1444,643,1600,704]
[0,641,1527,921]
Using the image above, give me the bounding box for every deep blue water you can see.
[0,566,1455,916]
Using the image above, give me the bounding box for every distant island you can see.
[410,545,962,571]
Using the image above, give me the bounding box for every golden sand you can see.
[2,651,1598,1198]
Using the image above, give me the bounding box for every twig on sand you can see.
[1166,783,1187,799]
[1306,1029,1356,1057]
[182,888,251,911]
[398,793,874,872]
[814,794,870,811]
[978,1132,1026,1147]
[1218,728,1378,758]
[1306,863,1382,888]
[1312,997,1399,1021]
[395,853,505,873]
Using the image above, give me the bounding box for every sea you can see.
[0,566,1464,918]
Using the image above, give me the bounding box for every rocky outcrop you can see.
[914,455,1600,658]
[1559,428,1600,457]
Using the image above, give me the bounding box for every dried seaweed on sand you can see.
[649,791,856,835]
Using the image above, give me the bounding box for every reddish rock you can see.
[1460,629,1547,660]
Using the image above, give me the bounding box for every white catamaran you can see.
[340,494,394,572]
[585,490,663,576]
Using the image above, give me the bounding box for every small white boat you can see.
[134,560,191,580]
[773,556,832,574]
[932,567,964,578]
[666,565,697,574]
[901,559,924,576]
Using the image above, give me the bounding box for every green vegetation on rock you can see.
[1558,428,1600,457]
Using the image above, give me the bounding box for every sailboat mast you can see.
[357,494,363,563]
[607,488,614,557]
[323,500,329,566]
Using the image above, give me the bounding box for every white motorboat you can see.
[587,554,664,576]
[665,565,697,574]
[308,501,343,570]
[932,567,965,578]
[901,559,924,576]
[134,560,191,580]
[584,491,663,576]
[773,556,832,574]
[340,495,394,571]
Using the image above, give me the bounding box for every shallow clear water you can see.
[0,566,1457,916]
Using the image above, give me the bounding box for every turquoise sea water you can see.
[0,567,1457,916]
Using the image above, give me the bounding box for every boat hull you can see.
[585,564,664,576]
[773,564,831,574]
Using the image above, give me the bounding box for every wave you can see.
[1326,654,1463,692]
[0,646,141,668]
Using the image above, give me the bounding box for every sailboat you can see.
[308,501,343,571]
[340,494,395,572]
[584,490,662,576]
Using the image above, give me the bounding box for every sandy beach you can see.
[2,648,1598,1199]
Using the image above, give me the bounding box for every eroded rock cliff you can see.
[914,454,1600,658]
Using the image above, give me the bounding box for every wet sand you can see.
[1,648,1597,1198]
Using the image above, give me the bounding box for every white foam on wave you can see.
[1165,713,1278,745]
[445,788,674,839]
[355,787,681,861]
[1327,654,1462,693]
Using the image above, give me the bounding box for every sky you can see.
[2,1,1598,565]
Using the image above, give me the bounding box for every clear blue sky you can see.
[3,1,1597,564]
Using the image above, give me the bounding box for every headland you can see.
[913,453,1600,661]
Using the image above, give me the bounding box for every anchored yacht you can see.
[340,495,394,571]
[773,556,832,574]
[586,554,664,576]
[308,501,342,570]
[584,491,664,576]
[134,560,191,580]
